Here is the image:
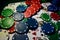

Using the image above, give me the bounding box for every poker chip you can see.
[40,13,51,22]
[22,18,28,23]
[12,33,29,40]
[50,13,60,21]
[16,4,27,13]
[25,0,40,5]
[25,0,32,5]
[8,26,15,33]
[0,31,8,40]
[1,8,13,17]
[30,0,40,4]
[30,3,41,15]
[51,22,58,31]
[26,18,38,30]
[56,22,60,30]
[41,22,54,34]
[24,3,41,18]
[48,32,59,40]
[51,0,60,6]
[8,22,15,33]
[13,12,23,21]
[47,5,58,12]
[1,17,14,29]
[24,11,32,18]
[15,21,29,34]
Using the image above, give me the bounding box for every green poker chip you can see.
[1,17,14,29]
[51,22,58,31]
[22,18,28,23]
[40,13,51,22]
[1,8,14,17]
[48,32,59,40]
[56,22,60,30]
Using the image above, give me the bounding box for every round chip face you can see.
[26,18,38,30]
[15,21,29,34]
[12,34,29,40]
[41,22,54,34]
[13,12,23,21]
[47,5,58,12]
[50,13,60,21]
[40,13,51,22]
[1,8,13,17]
[16,5,27,13]
[1,17,14,29]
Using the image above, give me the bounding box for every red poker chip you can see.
[8,22,15,33]
[25,1,32,5]
[31,0,40,4]
[24,3,41,18]
[24,10,31,18]
[0,15,4,18]
[50,13,60,21]
[29,3,41,15]
[31,3,41,15]
[25,0,40,5]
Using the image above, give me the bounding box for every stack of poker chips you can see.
[0,0,60,40]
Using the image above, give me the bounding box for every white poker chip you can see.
[13,12,23,21]
[0,30,8,40]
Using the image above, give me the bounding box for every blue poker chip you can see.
[51,0,60,6]
[47,5,58,12]
[12,33,29,40]
[16,5,27,13]
[41,22,54,34]
[13,12,23,21]
[15,21,29,34]
[26,18,38,30]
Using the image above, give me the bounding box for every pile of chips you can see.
[0,0,60,40]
